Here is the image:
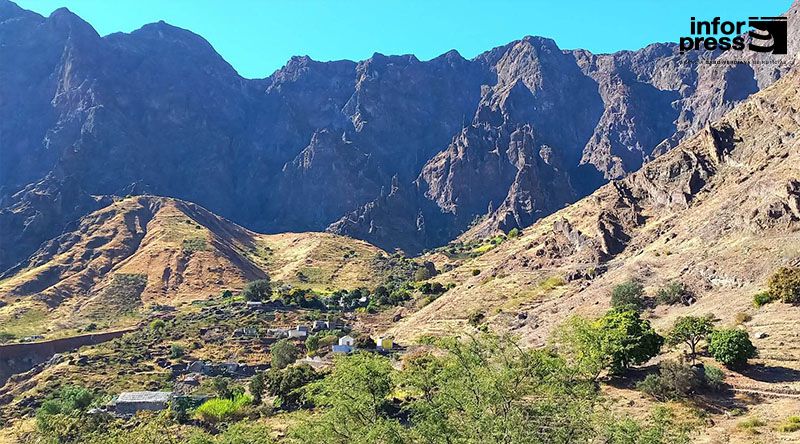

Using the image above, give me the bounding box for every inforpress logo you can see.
[679,16,787,54]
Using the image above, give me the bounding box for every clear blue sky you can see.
[15,0,794,79]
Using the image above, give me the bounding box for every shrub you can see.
[271,339,299,369]
[189,421,274,444]
[703,364,726,391]
[637,359,701,400]
[194,394,252,424]
[708,328,757,368]
[753,291,778,308]
[655,282,691,305]
[467,310,485,327]
[0,332,16,344]
[610,280,645,310]
[249,373,266,404]
[507,228,520,238]
[768,267,800,303]
[737,417,766,433]
[170,344,185,359]
[778,416,800,433]
[471,269,481,276]
[242,279,272,302]
[149,319,166,332]
[734,312,752,325]
[264,364,320,409]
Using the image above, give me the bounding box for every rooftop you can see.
[116,391,173,403]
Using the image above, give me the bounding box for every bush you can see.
[189,421,274,444]
[249,373,266,404]
[242,279,272,302]
[704,365,726,391]
[149,319,166,332]
[753,291,777,308]
[471,269,481,276]
[734,312,752,325]
[637,359,701,400]
[271,339,299,369]
[194,394,252,424]
[264,364,320,409]
[170,344,185,359]
[708,328,757,368]
[610,280,645,310]
[507,228,520,238]
[778,416,800,433]
[768,267,800,303]
[655,282,691,305]
[467,310,485,327]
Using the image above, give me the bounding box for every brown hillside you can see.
[389,66,800,346]
[0,196,386,337]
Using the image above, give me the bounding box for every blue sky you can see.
[15,0,794,79]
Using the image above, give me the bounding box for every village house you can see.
[114,391,173,415]
[338,335,355,347]
[332,344,353,354]
[287,328,307,339]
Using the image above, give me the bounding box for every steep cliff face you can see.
[1,0,797,269]
[388,65,800,344]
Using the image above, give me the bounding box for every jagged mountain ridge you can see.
[1,0,797,271]
[387,62,800,345]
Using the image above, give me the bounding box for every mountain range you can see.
[1,0,798,274]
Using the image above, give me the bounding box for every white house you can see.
[114,391,173,415]
[288,328,307,339]
[338,335,355,347]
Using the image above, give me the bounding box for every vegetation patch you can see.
[182,237,209,253]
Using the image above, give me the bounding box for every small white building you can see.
[288,329,307,339]
[338,335,355,347]
[114,391,173,415]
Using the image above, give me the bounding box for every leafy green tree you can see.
[596,308,663,374]
[264,364,320,409]
[507,227,521,238]
[242,278,272,302]
[708,328,757,368]
[305,334,320,355]
[611,280,646,310]
[271,339,299,369]
[768,267,800,303]
[149,319,166,332]
[667,315,714,364]
[402,334,602,443]
[291,353,406,444]
[249,372,266,404]
[553,315,612,381]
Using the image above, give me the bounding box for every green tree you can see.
[708,328,757,368]
[249,373,266,404]
[305,334,320,355]
[768,267,800,303]
[553,315,612,381]
[403,334,598,444]
[291,353,406,444]
[264,364,320,409]
[637,359,701,400]
[242,278,272,302]
[611,280,646,310]
[667,315,714,364]
[271,339,299,369]
[596,308,663,374]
